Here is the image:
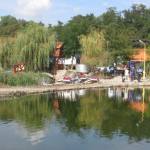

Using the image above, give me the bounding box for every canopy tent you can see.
[131,48,150,62]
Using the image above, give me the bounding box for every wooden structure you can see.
[52,41,64,74]
[53,41,63,58]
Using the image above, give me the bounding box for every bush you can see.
[0,72,53,86]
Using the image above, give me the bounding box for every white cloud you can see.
[16,0,52,17]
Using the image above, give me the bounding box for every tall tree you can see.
[80,29,108,66]
[0,15,25,36]
[0,23,56,71]
[54,14,96,56]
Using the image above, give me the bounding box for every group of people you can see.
[122,65,143,82]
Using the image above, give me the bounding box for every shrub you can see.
[0,72,53,86]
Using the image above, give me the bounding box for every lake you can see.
[0,88,150,150]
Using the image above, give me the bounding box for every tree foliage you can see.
[54,14,96,56]
[1,4,150,69]
[0,15,27,37]
[80,29,108,65]
[54,4,150,64]
[0,23,56,71]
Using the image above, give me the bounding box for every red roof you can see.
[56,42,63,49]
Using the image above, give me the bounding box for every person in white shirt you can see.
[125,68,129,81]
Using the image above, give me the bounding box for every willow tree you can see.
[0,23,56,71]
[80,29,109,66]
[0,37,15,69]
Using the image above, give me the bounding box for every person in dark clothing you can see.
[137,67,143,82]
[130,66,135,81]
[122,69,125,82]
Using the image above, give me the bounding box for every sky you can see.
[0,0,150,25]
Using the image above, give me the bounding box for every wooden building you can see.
[52,41,64,74]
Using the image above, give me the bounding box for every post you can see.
[139,40,146,80]
[142,87,145,122]
[143,43,146,80]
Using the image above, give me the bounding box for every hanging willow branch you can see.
[0,23,56,71]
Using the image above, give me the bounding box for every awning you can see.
[131,48,150,62]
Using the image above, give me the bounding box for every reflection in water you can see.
[57,89,87,101]
[17,124,49,145]
[108,87,145,102]
[107,87,148,126]
[0,89,150,149]
[0,94,53,145]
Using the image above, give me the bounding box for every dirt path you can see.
[1,77,150,98]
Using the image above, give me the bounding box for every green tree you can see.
[54,14,96,56]
[80,29,108,65]
[123,4,150,39]
[0,15,27,37]
[0,23,56,71]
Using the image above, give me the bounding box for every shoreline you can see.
[1,78,150,99]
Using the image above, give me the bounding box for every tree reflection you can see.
[0,94,53,131]
[76,88,150,141]
[0,88,150,142]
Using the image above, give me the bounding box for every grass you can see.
[0,71,53,86]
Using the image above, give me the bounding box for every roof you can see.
[131,48,150,61]
[56,42,63,49]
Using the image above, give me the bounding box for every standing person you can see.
[129,61,136,82]
[125,67,129,81]
[113,62,117,76]
[130,66,135,81]
[137,66,143,82]
[122,68,125,82]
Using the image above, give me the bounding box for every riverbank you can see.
[1,77,150,98]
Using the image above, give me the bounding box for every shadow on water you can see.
[0,88,150,147]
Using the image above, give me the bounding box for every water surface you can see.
[0,88,150,150]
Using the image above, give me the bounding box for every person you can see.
[125,67,129,81]
[137,67,143,82]
[122,69,125,82]
[130,66,135,81]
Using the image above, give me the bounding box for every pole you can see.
[143,43,146,80]
[139,40,146,80]
[141,87,145,122]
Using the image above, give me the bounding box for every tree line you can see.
[0,4,150,70]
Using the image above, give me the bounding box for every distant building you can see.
[58,56,78,69]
